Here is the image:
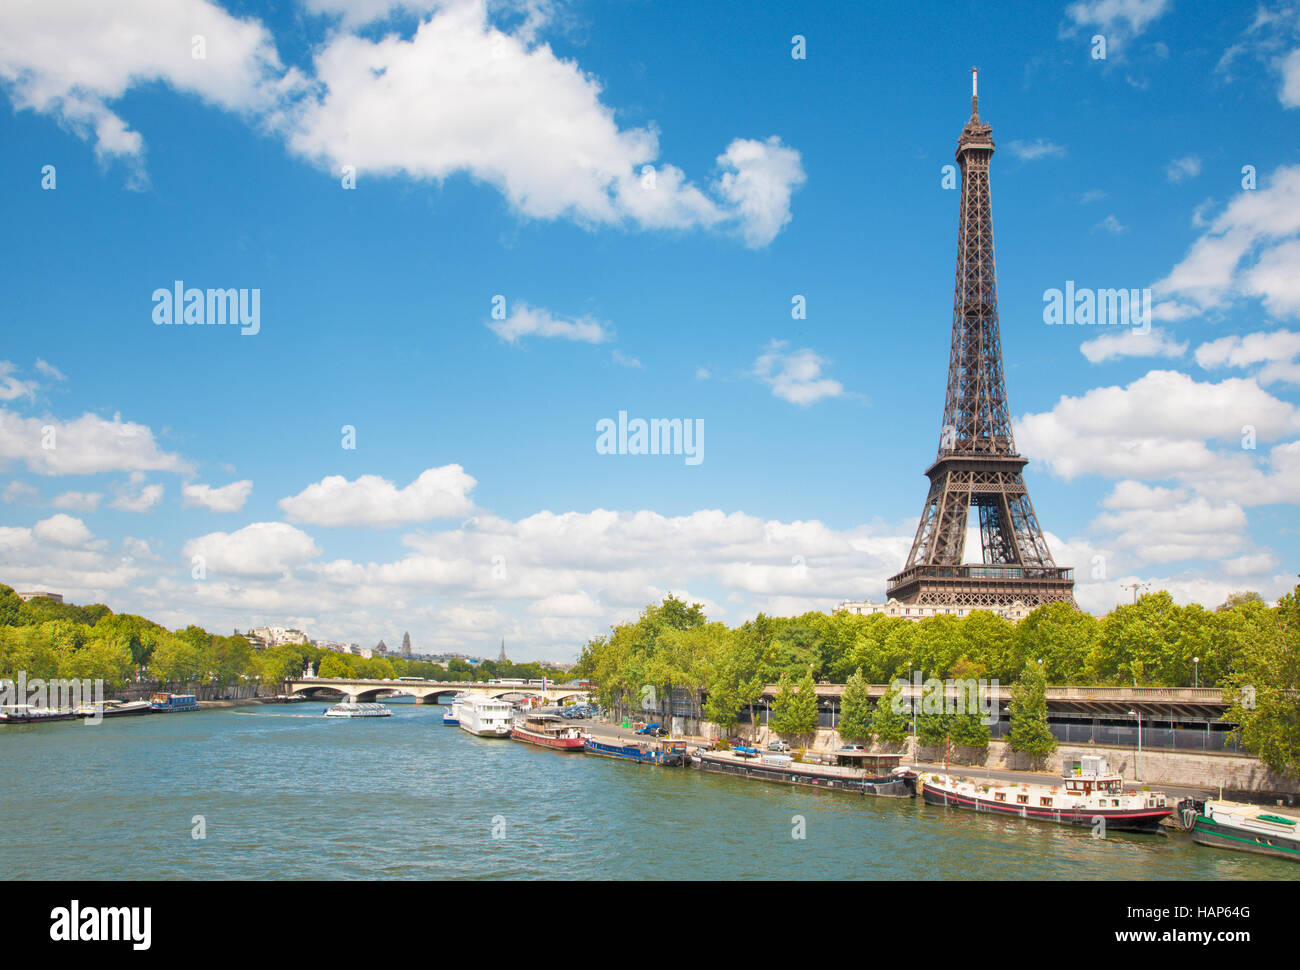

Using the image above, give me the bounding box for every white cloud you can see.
[2,480,38,504]
[751,340,847,406]
[1093,496,1248,564]
[1005,138,1066,161]
[1016,369,1300,480]
[0,363,38,402]
[0,0,298,172]
[181,480,253,512]
[1,0,803,247]
[1164,155,1202,183]
[0,409,191,476]
[182,522,321,577]
[1154,165,1300,319]
[52,490,103,513]
[32,513,94,547]
[488,303,610,344]
[611,350,642,369]
[712,136,807,247]
[33,359,65,381]
[1080,327,1186,363]
[279,464,477,527]
[109,476,164,513]
[1064,0,1172,50]
[1195,328,1300,385]
[1095,213,1127,234]
[285,1,803,246]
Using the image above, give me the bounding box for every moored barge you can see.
[511,713,584,751]
[920,755,1171,832]
[0,704,79,724]
[692,748,914,797]
[1173,798,1300,863]
[581,734,686,765]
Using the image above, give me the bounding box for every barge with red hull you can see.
[511,713,584,751]
[920,755,1171,832]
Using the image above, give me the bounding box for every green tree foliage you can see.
[837,668,873,741]
[1224,582,1300,778]
[771,670,818,737]
[1008,660,1056,757]
[870,684,911,744]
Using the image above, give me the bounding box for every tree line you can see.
[0,585,568,692]
[575,583,1300,776]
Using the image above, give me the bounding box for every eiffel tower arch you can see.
[885,71,1076,612]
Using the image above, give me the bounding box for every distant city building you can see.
[313,639,359,654]
[237,625,310,649]
[375,639,388,655]
[401,632,412,657]
[17,590,63,603]
[497,638,508,664]
[836,598,1032,623]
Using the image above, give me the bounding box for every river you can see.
[3,700,1295,880]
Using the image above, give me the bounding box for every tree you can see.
[1218,591,1264,612]
[1008,660,1056,757]
[1223,580,1300,778]
[770,670,819,737]
[870,684,911,744]
[838,668,873,741]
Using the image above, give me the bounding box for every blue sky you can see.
[2,0,1298,660]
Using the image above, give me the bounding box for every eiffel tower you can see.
[886,70,1076,611]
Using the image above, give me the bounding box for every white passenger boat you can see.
[324,702,391,718]
[456,696,513,737]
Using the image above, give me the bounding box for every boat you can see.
[324,702,391,718]
[75,700,153,719]
[442,693,468,725]
[1173,798,1300,862]
[456,696,513,737]
[693,748,913,797]
[919,755,1171,832]
[148,693,201,713]
[0,704,79,724]
[581,733,686,765]
[511,712,584,751]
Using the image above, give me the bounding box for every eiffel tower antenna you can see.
[886,72,1076,612]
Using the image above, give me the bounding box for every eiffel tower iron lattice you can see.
[886,70,1076,611]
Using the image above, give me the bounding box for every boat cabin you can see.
[833,751,906,774]
[1062,755,1124,795]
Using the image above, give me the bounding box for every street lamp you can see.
[1193,657,1199,689]
[907,659,917,764]
[1129,708,1142,782]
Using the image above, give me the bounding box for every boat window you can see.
[1016,794,1028,804]
[1040,797,1052,807]
[994,792,1006,801]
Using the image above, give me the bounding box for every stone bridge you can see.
[287,677,591,705]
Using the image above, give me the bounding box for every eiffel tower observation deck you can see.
[885,71,1076,612]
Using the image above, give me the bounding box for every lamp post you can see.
[1193,657,1199,689]
[907,660,917,765]
[1129,708,1142,782]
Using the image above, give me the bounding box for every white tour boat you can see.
[324,702,391,718]
[456,696,513,737]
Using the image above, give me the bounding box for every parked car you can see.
[767,740,791,752]
[838,743,866,752]
[635,722,662,735]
